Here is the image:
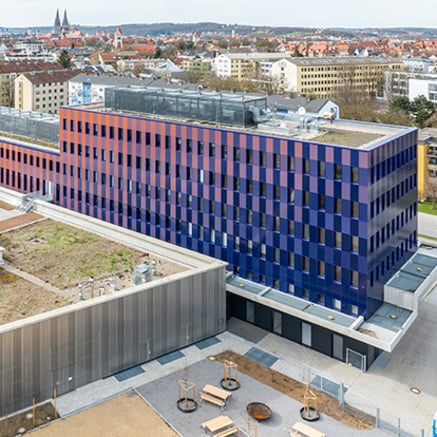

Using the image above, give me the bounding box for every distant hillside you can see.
[3,23,437,37]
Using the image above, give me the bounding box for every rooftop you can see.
[92,86,414,150]
[288,56,403,66]
[0,194,223,326]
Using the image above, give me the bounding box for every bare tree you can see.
[426,174,437,209]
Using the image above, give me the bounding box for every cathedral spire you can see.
[62,9,70,28]
[53,9,61,34]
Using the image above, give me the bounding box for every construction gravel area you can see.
[0,207,188,323]
[29,391,178,437]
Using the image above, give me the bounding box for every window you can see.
[288,252,294,267]
[318,161,326,177]
[352,236,359,253]
[274,185,280,200]
[288,156,295,171]
[317,293,325,304]
[318,195,325,210]
[274,153,280,169]
[234,236,240,250]
[303,256,309,272]
[289,188,295,202]
[318,228,325,244]
[335,232,342,248]
[303,224,310,240]
[318,261,325,277]
[260,151,266,166]
[234,207,240,221]
[351,166,359,183]
[260,182,266,196]
[303,191,310,206]
[335,198,342,214]
[351,271,359,287]
[333,299,341,310]
[288,220,294,235]
[209,143,215,156]
[274,248,280,263]
[261,244,266,257]
[335,164,342,179]
[352,201,359,218]
[274,216,280,232]
[334,266,341,282]
[303,159,310,174]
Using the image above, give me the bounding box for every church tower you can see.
[53,9,61,34]
[62,10,70,30]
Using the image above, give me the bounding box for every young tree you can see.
[426,174,437,209]
[58,49,72,69]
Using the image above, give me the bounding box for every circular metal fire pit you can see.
[246,402,272,421]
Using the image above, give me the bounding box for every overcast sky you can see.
[1,0,436,29]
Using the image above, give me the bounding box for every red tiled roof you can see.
[0,60,62,75]
[20,69,81,84]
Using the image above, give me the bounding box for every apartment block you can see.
[15,69,80,113]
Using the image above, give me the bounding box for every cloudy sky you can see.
[1,0,436,28]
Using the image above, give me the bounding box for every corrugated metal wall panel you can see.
[0,265,225,416]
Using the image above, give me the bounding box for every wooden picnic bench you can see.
[200,392,226,408]
[201,415,234,434]
[213,425,240,437]
[200,384,232,409]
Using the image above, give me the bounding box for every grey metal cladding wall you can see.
[0,265,226,416]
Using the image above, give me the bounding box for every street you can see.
[418,212,437,239]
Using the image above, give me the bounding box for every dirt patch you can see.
[0,402,57,437]
[0,212,44,232]
[0,200,14,211]
[0,268,71,324]
[29,392,178,437]
[312,130,381,148]
[214,351,374,430]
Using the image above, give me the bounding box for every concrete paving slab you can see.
[136,359,391,437]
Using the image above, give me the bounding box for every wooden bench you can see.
[214,425,240,437]
[290,421,326,437]
[199,392,225,408]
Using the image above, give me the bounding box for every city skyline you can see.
[1,0,436,29]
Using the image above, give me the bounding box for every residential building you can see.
[266,95,340,119]
[179,56,212,77]
[15,69,80,113]
[212,53,290,80]
[409,75,437,104]
[384,71,437,102]
[0,60,61,106]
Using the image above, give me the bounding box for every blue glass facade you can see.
[0,106,418,320]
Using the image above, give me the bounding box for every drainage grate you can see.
[157,350,185,365]
[245,347,278,368]
[114,366,145,382]
[195,336,221,350]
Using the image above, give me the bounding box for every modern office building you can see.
[0,87,418,368]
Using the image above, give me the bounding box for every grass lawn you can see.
[418,200,437,216]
